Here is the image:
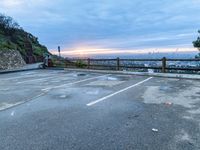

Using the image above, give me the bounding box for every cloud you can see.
[0,0,200,55]
[1,0,23,8]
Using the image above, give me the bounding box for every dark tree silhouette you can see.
[0,13,20,35]
[193,30,200,58]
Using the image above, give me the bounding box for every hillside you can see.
[0,14,50,63]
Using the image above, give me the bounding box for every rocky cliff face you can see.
[0,14,50,64]
[0,49,26,70]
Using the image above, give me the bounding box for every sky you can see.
[0,0,200,57]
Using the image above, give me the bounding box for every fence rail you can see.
[63,57,200,73]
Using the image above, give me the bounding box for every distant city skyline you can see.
[50,47,197,58]
[0,0,200,57]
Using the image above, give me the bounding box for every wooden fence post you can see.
[162,57,166,73]
[87,58,90,69]
[116,57,120,71]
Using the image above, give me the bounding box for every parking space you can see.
[0,69,200,150]
[0,70,107,110]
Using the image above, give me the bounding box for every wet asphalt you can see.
[0,69,200,150]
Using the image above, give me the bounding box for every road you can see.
[0,69,200,150]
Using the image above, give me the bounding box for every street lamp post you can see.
[58,46,61,58]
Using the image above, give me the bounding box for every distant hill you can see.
[0,13,50,63]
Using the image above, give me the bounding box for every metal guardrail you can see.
[63,57,200,73]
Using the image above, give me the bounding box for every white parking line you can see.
[42,74,110,91]
[0,102,24,111]
[87,77,153,106]
[0,92,47,111]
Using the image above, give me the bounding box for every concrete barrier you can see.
[0,63,43,74]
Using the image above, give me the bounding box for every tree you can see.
[0,13,20,35]
[193,30,200,58]
[193,30,200,50]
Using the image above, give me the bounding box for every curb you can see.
[0,68,41,74]
[46,67,67,70]
[64,68,200,80]
[0,63,44,74]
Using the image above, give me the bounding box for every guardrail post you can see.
[162,57,166,73]
[87,58,90,69]
[117,57,120,71]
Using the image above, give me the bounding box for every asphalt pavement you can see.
[0,69,200,150]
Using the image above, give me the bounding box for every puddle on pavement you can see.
[77,73,87,77]
[99,75,130,81]
[71,73,88,77]
[159,86,171,91]
[59,95,68,98]
[86,75,131,87]
[98,76,117,81]
[53,94,71,100]
[87,80,124,87]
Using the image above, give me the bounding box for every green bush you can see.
[75,60,87,68]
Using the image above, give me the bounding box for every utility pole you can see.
[58,46,61,58]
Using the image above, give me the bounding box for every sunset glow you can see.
[1,0,200,57]
[51,47,197,57]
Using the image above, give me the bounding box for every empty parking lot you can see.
[0,69,200,150]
